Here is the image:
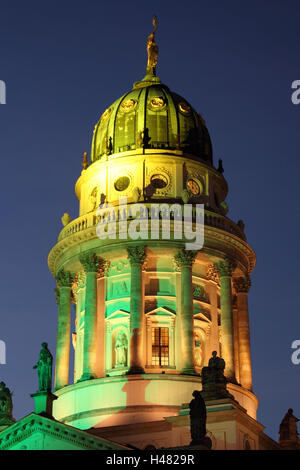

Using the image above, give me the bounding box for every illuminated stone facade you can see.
[45,27,276,450]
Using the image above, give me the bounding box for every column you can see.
[206,267,221,355]
[174,249,197,375]
[54,269,75,390]
[233,276,253,391]
[127,246,146,374]
[232,303,240,384]
[79,252,104,381]
[95,262,106,377]
[214,258,235,381]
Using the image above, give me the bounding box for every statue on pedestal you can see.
[146,16,158,75]
[0,382,13,419]
[279,409,300,449]
[201,351,233,400]
[33,342,53,392]
[189,390,206,444]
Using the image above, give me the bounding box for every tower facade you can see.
[48,23,259,448]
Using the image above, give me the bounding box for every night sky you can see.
[0,0,299,442]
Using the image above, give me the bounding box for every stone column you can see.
[95,262,106,378]
[79,252,104,381]
[206,265,221,355]
[54,269,75,390]
[174,249,197,375]
[233,275,252,391]
[214,258,235,381]
[127,246,146,374]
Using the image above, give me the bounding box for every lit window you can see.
[187,178,200,195]
[152,327,169,366]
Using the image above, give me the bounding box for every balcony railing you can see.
[58,205,246,242]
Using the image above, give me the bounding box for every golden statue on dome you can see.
[146,16,158,75]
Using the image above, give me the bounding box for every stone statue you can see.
[189,390,207,445]
[146,16,158,74]
[33,343,53,392]
[217,158,224,174]
[201,351,233,400]
[279,409,300,444]
[115,332,128,367]
[61,213,71,227]
[208,350,225,373]
[194,338,202,367]
[0,382,13,418]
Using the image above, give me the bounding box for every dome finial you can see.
[146,15,158,76]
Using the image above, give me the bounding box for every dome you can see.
[90,74,213,164]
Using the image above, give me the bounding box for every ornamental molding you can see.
[48,224,255,277]
[0,414,123,450]
[206,264,220,284]
[146,165,173,195]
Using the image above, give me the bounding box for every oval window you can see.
[114,176,130,191]
[150,174,168,189]
[178,102,191,115]
[150,97,165,109]
[187,179,200,195]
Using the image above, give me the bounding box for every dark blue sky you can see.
[0,0,299,441]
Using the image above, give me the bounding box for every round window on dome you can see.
[187,179,200,195]
[178,102,191,115]
[150,174,168,189]
[114,176,130,192]
[150,97,165,109]
[121,99,136,112]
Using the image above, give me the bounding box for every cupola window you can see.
[187,179,200,195]
[150,174,168,189]
[114,176,130,191]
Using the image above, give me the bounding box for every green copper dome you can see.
[90,75,213,164]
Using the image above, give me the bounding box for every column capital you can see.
[233,275,251,293]
[97,260,110,279]
[174,249,197,268]
[72,271,86,302]
[127,246,146,265]
[79,252,104,274]
[214,258,235,278]
[55,269,75,288]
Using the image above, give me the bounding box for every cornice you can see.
[48,224,255,277]
[0,413,126,450]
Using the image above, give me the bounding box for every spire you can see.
[146,16,158,76]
